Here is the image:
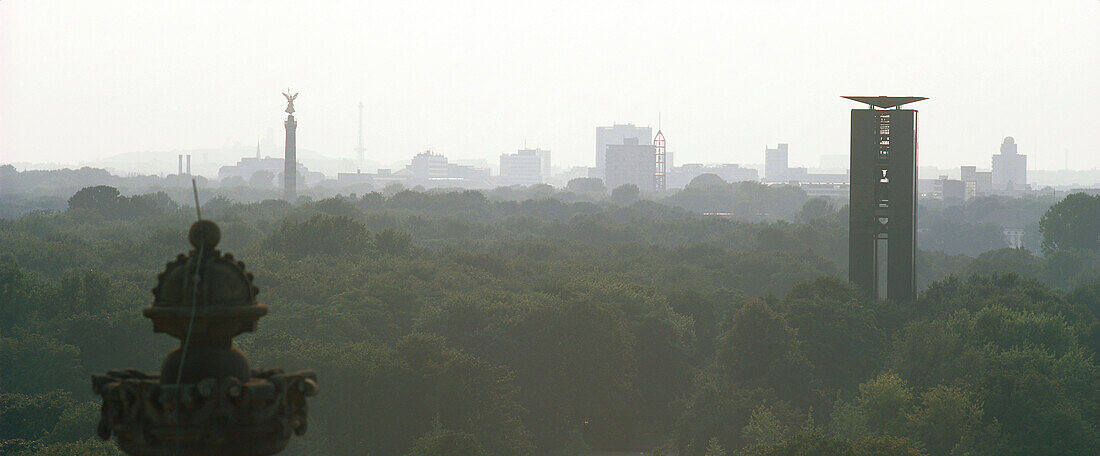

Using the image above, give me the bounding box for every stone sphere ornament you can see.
[92,220,317,456]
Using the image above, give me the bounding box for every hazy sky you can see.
[2,1,1098,172]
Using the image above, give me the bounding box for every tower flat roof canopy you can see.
[842,96,928,109]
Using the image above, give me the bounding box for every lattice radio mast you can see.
[654,116,666,192]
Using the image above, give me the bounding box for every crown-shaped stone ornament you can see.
[93,220,317,456]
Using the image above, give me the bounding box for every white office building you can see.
[596,124,652,178]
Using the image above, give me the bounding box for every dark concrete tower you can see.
[844,96,926,302]
[282,90,298,200]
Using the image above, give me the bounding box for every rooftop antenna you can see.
[354,101,366,163]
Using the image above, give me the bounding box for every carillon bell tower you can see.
[844,96,926,302]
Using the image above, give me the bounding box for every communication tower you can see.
[354,101,366,163]
[654,130,666,191]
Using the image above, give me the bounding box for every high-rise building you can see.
[532,148,552,182]
[500,148,550,186]
[960,165,993,199]
[409,150,450,181]
[845,95,925,302]
[406,150,491,188]
[596,124,652,178]
[605,137,656,192]
[935,175,966,201]
[992,136,1027,193]
[764,144,790,181]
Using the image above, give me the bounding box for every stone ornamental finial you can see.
[92,220,317,456]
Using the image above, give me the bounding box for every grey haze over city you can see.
[2,1,1099,180]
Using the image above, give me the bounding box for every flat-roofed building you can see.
[596,124,651,178]
[605,137,656,192]
[499,148,550,186]
[992,136,1027,194]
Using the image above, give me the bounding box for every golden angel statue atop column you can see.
[282,89,298,114]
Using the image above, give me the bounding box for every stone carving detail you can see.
[92,220,317,456]
[93,369,317,456]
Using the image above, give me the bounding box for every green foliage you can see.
[0,259,55,330]
[0,335,84,394]
[851,436,926,456]
[921,219,1007,257]
[1039,192,1100,254]
[66,186,161,220]
[664,181,808,221]
[739,431,854,456]
[67,186,122,212]
[855,374,913,437]
[714,301,818,407]
[741,403,802,449]
[263,214,374,259]
[406,425,489,456]
[686,174,726,189]
[9,439,123,456]
[703,437,726,456]
[376,228,413,256]
[249,169,275,188]
[566,177,605,193]
[798,198,837,223]
[1,391,78,442]
[3,184,1099,456]
[611,184,641,205]
[780,277,884,391]
[906,385,982,456]
[964,248,1041,279]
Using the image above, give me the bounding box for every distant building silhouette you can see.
[1003,227,1025,249]
[218,155,315,187]
[935,175,966,201]
[407,150,491,188]
[500,148,550,186]
[409,150,449,181]
[960,165,993,199]
[764,143,793,181]
[336,168,412,187]
[764,143,847,184]
[992,136,1027,194]
[596,124,651,178]
[667,163,758,188]
[605,137,657,192]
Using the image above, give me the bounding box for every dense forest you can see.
[2,168,1099,455]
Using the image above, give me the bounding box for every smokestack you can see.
[178,155,183,175]
[186,155,191,175]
